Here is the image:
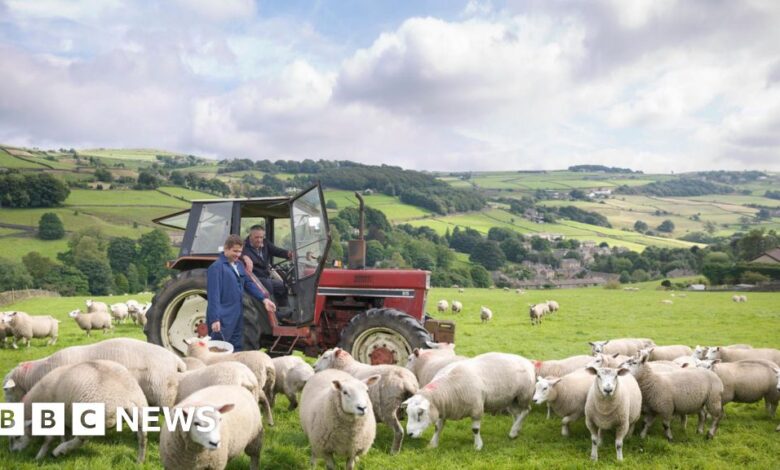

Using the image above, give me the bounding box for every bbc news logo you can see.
[0,403,218,436]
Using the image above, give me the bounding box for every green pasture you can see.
[78,149,182,161]
[325,190,433,222]
[157,186,219,201]
[64,189,189,208]
[1,287,779,469]
[0,236,70,260]
[0,149,46,169]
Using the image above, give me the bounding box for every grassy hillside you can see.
[0,287,778,469]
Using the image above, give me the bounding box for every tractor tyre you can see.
[145,268,270,355]
[339,308,432,366]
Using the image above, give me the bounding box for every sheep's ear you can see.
[413,349,421,357]
[400,397,412,409]
[646,347,655,354]
[548,377,562,386]
[183,338,192,345]
[680,363,689,368]
[3,379,15,389]
[585,367,598,376]
[617,367,630,376]
[335,348,345,357]
[603,340,611,346]
[712,359,721,364]
[217,403,235,414]
[611,353,620,359]
[588,342,596,347]
[363,374,381,387]
[332,380,343,391]
[639,354,649,364]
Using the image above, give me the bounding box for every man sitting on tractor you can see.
[242,224,292,307]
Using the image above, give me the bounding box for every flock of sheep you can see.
[3,327,778,467]
[0,300,150,348]
[436,298,559,325]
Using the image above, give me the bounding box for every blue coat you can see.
[206,253,266,349]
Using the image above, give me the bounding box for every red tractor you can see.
[145,184,454,364]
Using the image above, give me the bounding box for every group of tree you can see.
[765,190,780,200]
[0,172,70,208]
[691,171,766,185]
[568,165,640,173]
[0,228,175,296]
[615,178,733,197]
[504,198,611,228]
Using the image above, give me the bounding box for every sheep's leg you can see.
[696,410,706,434]
[346,455,356,470]
[707,408,721,439]
[52,436,87,457]
[546,404,552,419]
[662,416,674,442]
[471,418,483,451]
[680,414,688,431]
[429,419,445,448]
[561,411,582,437]
[12,336,19,349]
[390,408,404,454]
[509,407,530,438]
[589,428,602,461]
[640,414,655,439]
[286,392,298,411]
[766,398,777,418]
[245,426,263,470]
[257,390,274,427]
[324,454,336,470]
[25,337,31,348]
[309,450,316,468]
[136,428,147,464]
[35,435,55,460]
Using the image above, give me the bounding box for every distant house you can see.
[750,248,780,264]
[666,268,696,278]
[587,189,612,199]
[689,284,707,291]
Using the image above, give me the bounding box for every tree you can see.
[619,271,631,283]
[135,170,161,190]
[76,257,115,295]
[500,237,528,263]
[469,240,506,271]
[108,237,137,272]
[735,229,779,261]
[365,240,384,267]
[22,252,58,285]
[138,229,174,288]
[631,269,649,282]
[114,273,129,294]
[326,200,338,210]
[94,168,113,182]
[531,237,551,252]
[126,263,143,293]
[657,220,675,233]
[0,173,69,208]
[756,208,771,221]
[38,212,65,240]
[470,265,492,288]
[42,265,89,296]
[569,189,587,200]
[634,220,648,233]
[0,257,33,290]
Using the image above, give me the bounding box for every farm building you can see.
[750,248,780,264]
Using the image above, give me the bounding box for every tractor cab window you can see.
[191,202,232,254]
[291,187,328,279]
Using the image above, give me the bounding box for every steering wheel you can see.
[272,259,295,284]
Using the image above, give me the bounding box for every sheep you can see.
[598,353,632,368]
[3,337,185,407]
[300,369,379,470]
[184,338,275,426]
[110,302,130,323]
[451,300,463,313]
[534,355,598,378]
[740,295,748,302]
[85,299,109,313]
[12,360,148,462]
[1,311,59,348]
[529,303,548,325]
[696,359,780,416]
[673,355,699,367]
[694,344,752,360]
[314,347,418,454]
[183,357,206,370]
[176,361,259,404]
[126,299,142,313]
[458,288,465,294]
[436,300,449,312]
[706,346,780,367]
[660,299,673,305]
[623,351,723,441]
[136,302,150,327]
[534,369,595,436]
[546,300,560,313]
[516,288,524,294]
[642,345,694,362]
[69,308,113,336]
[271,355,314,410]
[0,312,9,348]
[584,366,642,462]
[160,385,263,470]
[404,352,535,450]
[405,343,467,386]
[480,306,493,323]
[589,338,655,357]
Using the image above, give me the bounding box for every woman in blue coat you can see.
[207,234,277,351]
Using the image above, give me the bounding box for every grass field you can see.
[325,190,433,222]
[157,186,220,201]
[78,149,183,161]
[64,189,190,208]
[0,287,778,469]
[0,148,47,169]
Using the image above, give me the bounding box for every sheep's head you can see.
[693,345,708,359]
[403,394,437,438]
[589,340,609,355]
[695,359,717,370]
[586,366,629,398]
[68,309,81,318]
[1,312,17,325]
[183,337,211,356]
[619,352,647,376]
[773,367,780,393]
[333,375,377,416]
[533,376,560,405]
[179,403,234,450]
[314,348,340,372]
[705,347,721,361]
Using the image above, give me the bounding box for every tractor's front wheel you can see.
[339,308,431,366]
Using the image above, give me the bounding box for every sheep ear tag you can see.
[3,379,15,389]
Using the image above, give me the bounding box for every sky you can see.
[1,0,779,173]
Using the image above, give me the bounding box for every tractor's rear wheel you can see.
[145,269,266,355]
[339,308,431,366]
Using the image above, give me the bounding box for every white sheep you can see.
[623,351,723,441]
[0,312,10,348]
[694,344,753,360]
[436,300,449,312]
[3,337,185,407]
[405,343,466,386]
[589,338,655,357]
[160,385,263,470]
[1,311,59,348]
[110,302,130,323]
[706,346,780,367]
[584,366,642,462]
[314,347,419,454]
[69,309,113,336]
[641,345,694,362]
[516,288,524,294]
[404,352,535,450]
[85,299,109,313]
[183,357,206,370]
[696,359,780,416]
[300,369,379,470]
[451,300,463,313]
[529,303,548,326]
[660,299,673,305]
[534,355,598,378]
[480,306,493,323]
[176,361,260,404]
[12,360,148,462]
[458,288,465,293]
[546,300,560,313]
[136,302,151,327]
[534,369,595,436]
[271,355,314,410]
[184,338,275,426]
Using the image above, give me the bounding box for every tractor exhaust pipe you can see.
[348,191,366,269]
